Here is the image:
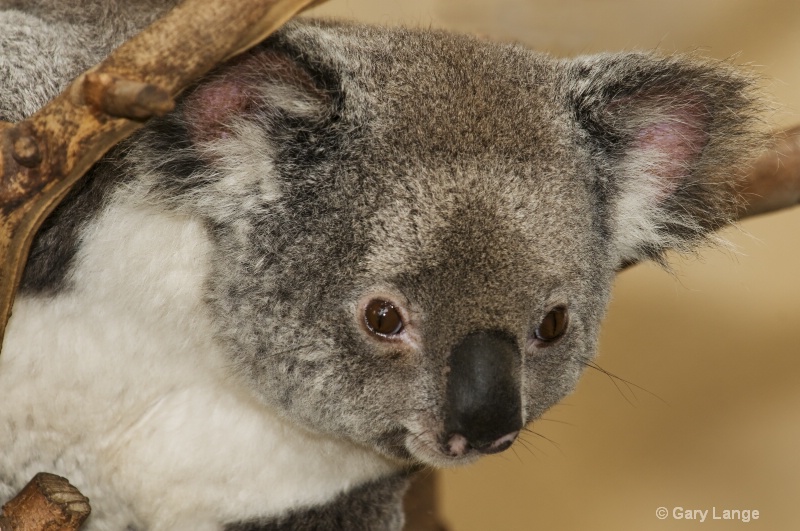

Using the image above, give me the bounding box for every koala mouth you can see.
[375,425,518,466]
[441,430,519,457]
[390,427,519,467]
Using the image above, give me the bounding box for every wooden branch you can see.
[0,0,326,350]
[737,125,800,219]
[403,473,449,531]
[0,473,90,531]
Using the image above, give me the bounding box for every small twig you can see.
[0,473,90,531]
[82,73,175,121]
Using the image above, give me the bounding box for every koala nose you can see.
[443,330,523,456]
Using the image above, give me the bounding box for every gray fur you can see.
[1,3,763,530]
[224,474,409,531]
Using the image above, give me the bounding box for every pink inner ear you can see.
[182,49,327,148]
[182,50,272,145]
[632,104,711,200]
[184,79,253,144]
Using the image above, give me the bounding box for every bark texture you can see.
[0,473,90,531]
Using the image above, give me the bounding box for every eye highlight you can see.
[533,305,568,345]
[364,299,404,337]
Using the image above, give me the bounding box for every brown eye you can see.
[534,306,568,344]
[364,300,404,337]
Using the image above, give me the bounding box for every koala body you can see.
[0,2,761,530]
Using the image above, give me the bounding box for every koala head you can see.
[125,20,761,467]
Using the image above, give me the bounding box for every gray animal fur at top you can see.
[0,1,763,530]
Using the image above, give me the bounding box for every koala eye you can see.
[364,299,404,337]
[533,306,568,345]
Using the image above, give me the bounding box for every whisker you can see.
[513,433,543,458]
[576,355,667,405]
[521,427,563,456]
[509,444,524,464]
[534,417,574,427]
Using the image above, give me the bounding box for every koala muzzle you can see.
[443,330,523,457]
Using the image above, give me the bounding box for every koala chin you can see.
[0,4,763,530]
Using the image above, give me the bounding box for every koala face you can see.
[216,153,611,467]
[121,20,760,468]
[206,166,606,468]
[332,165,607,465]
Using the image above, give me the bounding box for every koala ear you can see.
[133,44,340,218]
[566,53,763,266]
[181,46,335,147]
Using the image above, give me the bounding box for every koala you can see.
[0,1,763,530]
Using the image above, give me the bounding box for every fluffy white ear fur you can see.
[612,102,712,262]
[569,53,763,267]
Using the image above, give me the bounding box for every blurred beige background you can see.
[306,1,800,529]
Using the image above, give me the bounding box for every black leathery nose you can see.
[444,329,523,449]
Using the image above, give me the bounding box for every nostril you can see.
[478,430,519,455]
[445,433,471,457]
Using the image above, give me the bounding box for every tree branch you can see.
[0,473,90,531]
[737,125,800,219]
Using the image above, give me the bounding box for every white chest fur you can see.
[0,198,398,530]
